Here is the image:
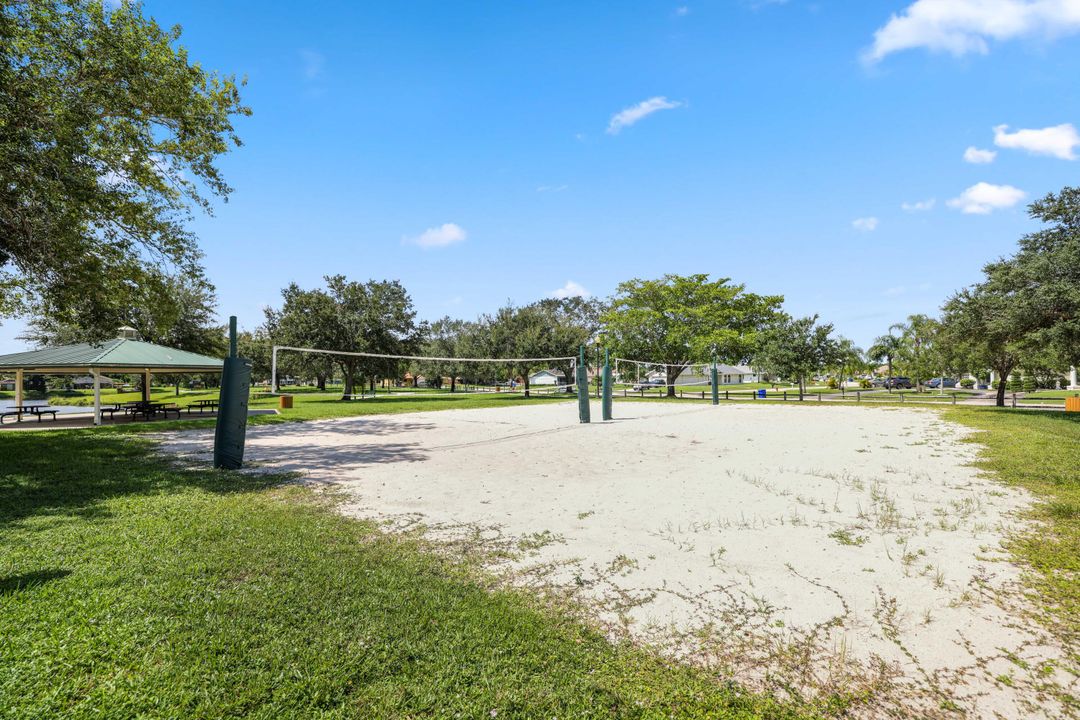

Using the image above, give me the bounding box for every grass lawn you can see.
[0,429,822,719]
[941,407,1080,655]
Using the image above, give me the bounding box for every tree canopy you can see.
[753,315,840,399]
[0,0,249,339]
[601,274,783,396]
[266,276,421,396]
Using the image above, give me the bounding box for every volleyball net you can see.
[270,345,581,397]
[612,357,716,390]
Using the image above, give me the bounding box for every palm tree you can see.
[890,314,940,390]
[867,333,902,390]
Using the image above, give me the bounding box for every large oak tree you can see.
[1,0,248,339]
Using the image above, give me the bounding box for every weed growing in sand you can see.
[518,530,564,552]
[828,528,869,547]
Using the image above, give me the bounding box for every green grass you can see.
[941,407,1080,655]
[0,429,826,719]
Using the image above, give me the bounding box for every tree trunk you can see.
[317,374,326,391]
[666,365,680,398]
[799,376,805,401]
[450,375,456,393]
[523,374,530,398]
[342,364,355,398]
[887,357,893,392]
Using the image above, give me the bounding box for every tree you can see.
[829,337,865,389]
[980,187,1080,369]
[867,333,902,389]
[753,315,840,400]
[938,285,1026,407]
[419,317,468,392]
[602,274,783,397]
[0,0,249,340]
[889,314,940,389]
[267,276,420,397]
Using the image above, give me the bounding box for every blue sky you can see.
[4,0,1080,353]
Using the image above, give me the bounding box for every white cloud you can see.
[402,223,467,248]
[883,285,908,297]
[901,198,936,212]
[299,50,325,80]
[947,182,1026,214]
[675,5,690,15]
[549,281,591,299]
[993,123,1080,159]
[865,0,1080,63]
[852,216,879,231]
[963,146,997,163]
[607,96,683,134]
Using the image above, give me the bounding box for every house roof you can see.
[0,339,224,373]
[530,368,566,377]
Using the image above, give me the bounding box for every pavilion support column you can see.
[93,370,102,426]
[143,369,151,402]
[15,368,23,419]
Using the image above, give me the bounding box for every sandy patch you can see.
[161,402,1075,718]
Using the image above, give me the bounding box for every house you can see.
[675,364,762,386]
[529,369,566,386]
[73,375,115,389]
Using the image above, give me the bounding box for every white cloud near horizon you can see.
[402,223,467,248]
[549,280,591,299]
[901,198,936,212]
[607,97,683,134]
[947,182,1025,214]
[852,216,879,231]
[993,123,1080,159]
[963,146,997,163]
[865,0,1080,63]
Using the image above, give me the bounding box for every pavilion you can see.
[0,337,223,425]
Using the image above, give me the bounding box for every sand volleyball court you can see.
[162,402,1075,718]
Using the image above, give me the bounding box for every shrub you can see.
[960,378,975,389]
[826,377,839,389]
[1022,373,1036,393]
[1007,375,1022,392]
[859,379,872,389]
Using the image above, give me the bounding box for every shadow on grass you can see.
[0,569,72,595]
[0,429,282,528]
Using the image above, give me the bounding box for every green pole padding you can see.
[576,345,590,423]
[214,316,252,470]
[711,359,719,405]
[601,347,613,420]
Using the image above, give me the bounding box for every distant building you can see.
[72,375,115,389]
[529,369,566,386]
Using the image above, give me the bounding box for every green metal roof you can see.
[0,339,223,372]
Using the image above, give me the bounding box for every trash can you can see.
[279,394,293,409]
[757,389,767,399]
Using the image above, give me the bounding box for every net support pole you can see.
[711,358,719,405]
[576,345,591,424]
[601,348,612,421]
[271,345,278,393]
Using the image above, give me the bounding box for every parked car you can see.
[884,376,913,389]
[632,378,665,391]
[925,377,958,389]
[870,377,888,387]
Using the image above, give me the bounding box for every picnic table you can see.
[186,399,220,414]
[0,404,58,424]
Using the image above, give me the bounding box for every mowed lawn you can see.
[0,400,1077,718]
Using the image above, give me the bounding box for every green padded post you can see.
[711,358,719,405]
[576,345,591,423]
[213,316,252,470]
[601,348,612,420]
